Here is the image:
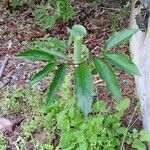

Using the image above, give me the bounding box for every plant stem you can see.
[74,37,82,64]
[120,106,138,150]
[66,61,80,66]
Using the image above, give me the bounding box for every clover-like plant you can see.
[18,25,139,117]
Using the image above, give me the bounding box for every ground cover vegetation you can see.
[2,77,150,150]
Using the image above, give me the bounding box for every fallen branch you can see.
[99,6,122,12]
[0,56,9,80]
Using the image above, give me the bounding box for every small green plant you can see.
[31,36,68,52]
[18,25,140,116]
[89,0,102,9]
[2,79,150,150]
[35,0,75,29]
[10,0,35,9]
[3,84,44,115]
[0,134,7,150]
[106,12,120,30]
[10,0,20,9]
[22,116,43,139]
[50,0,75,22]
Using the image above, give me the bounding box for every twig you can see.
[0,56,9,80]
[120,106,138,150]
[99,6,122,12]
[66,61,80,66]
[94,80,103,85]
[128,115,141,131]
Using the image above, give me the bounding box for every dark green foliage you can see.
[75,64,94,117]
[43,48,68,61]
[2,84,150,150]
[18,49,56,62]
[18,26,139,116]
[103,28,139,51]
[50,0,75,21]
[35,0,75,29]
[104,53,140,75]
[46,64,66,106]
[10,0,35,9]
[94,58,121,99]
[30,63,56,85]
[10,0,75,28]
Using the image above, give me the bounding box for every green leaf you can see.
[132,139,146,150]
[50,37,68,50]
[78,143,88,150]
[41,48,68,61]
[46,64,66,106]
[18,49,56,62]
[103,28,139,51]
[94,58,121,99]
[75,64,94,117]
[60,132,75,148]
[140,130,150,142]
[11,0,20,9]
[45,13,59,28]
[116,127,127,135]
[104,53,140,75]
[58,118,70,130]
[30,63,56,85]
[116,98,130,111]
[92,100,106,113]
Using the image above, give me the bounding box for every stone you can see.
[2,77,10,85]
[0,103,4,112]
[0,117,12,133]
[0,81,3,89]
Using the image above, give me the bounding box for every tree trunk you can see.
[130,0,150,149]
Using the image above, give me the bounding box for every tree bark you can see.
[130,0,150,149]
[140,0,150,13]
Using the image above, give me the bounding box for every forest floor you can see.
[0,0,142,149]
